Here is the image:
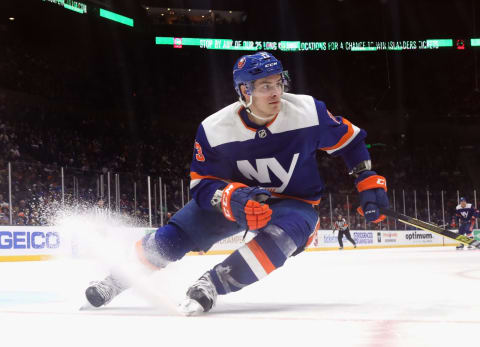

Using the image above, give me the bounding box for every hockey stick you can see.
[379,208,480,249]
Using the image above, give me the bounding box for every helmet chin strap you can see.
[238,96,277,122]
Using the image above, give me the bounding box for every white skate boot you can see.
[179,272,217,316]
[85,274,129,308]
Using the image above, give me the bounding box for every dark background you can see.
[0,0,479,206]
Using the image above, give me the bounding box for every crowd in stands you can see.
[0,101,476,230]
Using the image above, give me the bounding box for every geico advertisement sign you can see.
[403,231,433,243]
[0,231,60,249]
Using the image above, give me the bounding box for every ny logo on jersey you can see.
[236,153,299,193]
[461,211,468,218]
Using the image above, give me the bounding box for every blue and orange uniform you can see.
[165,92,371,294]
[455,199,478,236]
[85,51,389,314]
[132,52,388,314]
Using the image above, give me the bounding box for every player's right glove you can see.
[221,182,272,230]
[355,171,388,223]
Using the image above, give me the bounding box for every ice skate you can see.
[339,246,343,250]
[84,274,128,308]
[456,244,464,250]
[179,272,217,316]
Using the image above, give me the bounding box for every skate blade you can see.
[178,298,204,316]
[79,301,100,311]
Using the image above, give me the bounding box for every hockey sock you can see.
[136,223,195,270]
[208,225,297,295]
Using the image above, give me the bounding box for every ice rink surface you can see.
[1,246,480,347]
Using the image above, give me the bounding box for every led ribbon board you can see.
[154,37,476,52]
[42,0,87,14]
[99,8,134,27]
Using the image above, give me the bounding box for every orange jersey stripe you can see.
[190,171,230,182]
[237,107,280,131]
[265,113,279,127]
[247,239,276,274]
[237,107,257,132]
[320,118,354,151]
[190,173,320,205]
[271,192,321,205]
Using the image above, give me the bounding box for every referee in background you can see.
[333,214,357,250]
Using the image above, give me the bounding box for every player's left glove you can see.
[355,171,388,223]
[221,182,272,230]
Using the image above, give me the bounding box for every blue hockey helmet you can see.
[233,52,287,97]
[460,197,467,202]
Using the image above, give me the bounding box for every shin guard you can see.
[136,223,194,270]
[208,225,297,295]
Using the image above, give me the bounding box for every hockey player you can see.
[333,214,356,249]
[455,197,478,249]
[84,52,389,315]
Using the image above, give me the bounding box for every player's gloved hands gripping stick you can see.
[355,171,388,223]
[221,182,272,230]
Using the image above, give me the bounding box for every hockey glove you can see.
[355,171,388,223]
[221,182,272,230]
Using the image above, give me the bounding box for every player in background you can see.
[333,214,356,250]
[84,52,389,315]
[455,197,478,249]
